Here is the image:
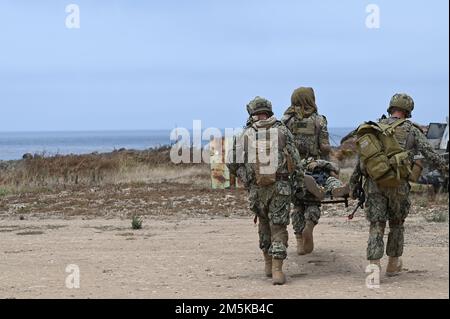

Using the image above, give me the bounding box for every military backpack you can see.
[355,119,412,188]
[249,124,293,187]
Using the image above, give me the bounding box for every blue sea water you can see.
[0,128,354,161]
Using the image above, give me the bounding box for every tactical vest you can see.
[247,124,289,186]
[292,116,316,136]
[290,115,321,158]
[356,119,412,188]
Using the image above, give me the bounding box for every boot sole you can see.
[385,271,401,277]
[331,184,350,198]
[272,278,286,285]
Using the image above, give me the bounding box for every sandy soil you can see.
[1,212,448,299]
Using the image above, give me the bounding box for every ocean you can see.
[0,128,354,161]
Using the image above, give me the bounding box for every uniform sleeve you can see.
[319,116,330,145]
[349,158,363,197]
[282,126,305,184]
[226,133,243,175]
[226,131,254,189]
[411,126,449,175]
[318,115,331,157]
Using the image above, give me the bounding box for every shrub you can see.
[131,215,143,230]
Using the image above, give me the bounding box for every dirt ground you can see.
[0,202,449,298]
[1,182,448,299]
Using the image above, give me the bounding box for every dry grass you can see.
[0,146,210,193]
[412,192,449,207]
[1,138,361,193]
[112,165,211,187]
[417,194,449,223]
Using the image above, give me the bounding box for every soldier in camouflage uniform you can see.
[349,93,449,276]
[281,87,332,255]
[228,96,304,285]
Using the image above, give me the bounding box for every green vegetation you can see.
[131,215,143,230]
[423,210,448,223]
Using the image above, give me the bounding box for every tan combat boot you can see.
[263,252,272,277]
[331,184,350,198]
[386,257,402,277]
[296,234,306,255]
[369,259,382,271]
[302,221,315,254]
[272,259,286,285]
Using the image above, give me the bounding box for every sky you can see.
[0,0,448,132]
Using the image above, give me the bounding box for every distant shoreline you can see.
[0,127,355,134]
[0,128,355,161]
[0,129,173,134]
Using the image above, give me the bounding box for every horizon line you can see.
[0,126,358,134]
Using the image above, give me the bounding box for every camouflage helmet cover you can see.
[388,93,414,118]
[246,96,273,116]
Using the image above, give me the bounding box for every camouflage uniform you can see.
[228,99,304,260]
[325,177,344,194]
[282,87,331,235]
[350,94,449,261]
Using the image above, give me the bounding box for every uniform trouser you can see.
[291,176,343,234]
[291,204,320,235]
[249,181,291,260]
[365,179,411,260]
[325,176,344,193]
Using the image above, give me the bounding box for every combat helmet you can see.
[388,93,414,118]
[246,96,273,116]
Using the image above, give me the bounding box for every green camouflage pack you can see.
[355,119,412,188]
